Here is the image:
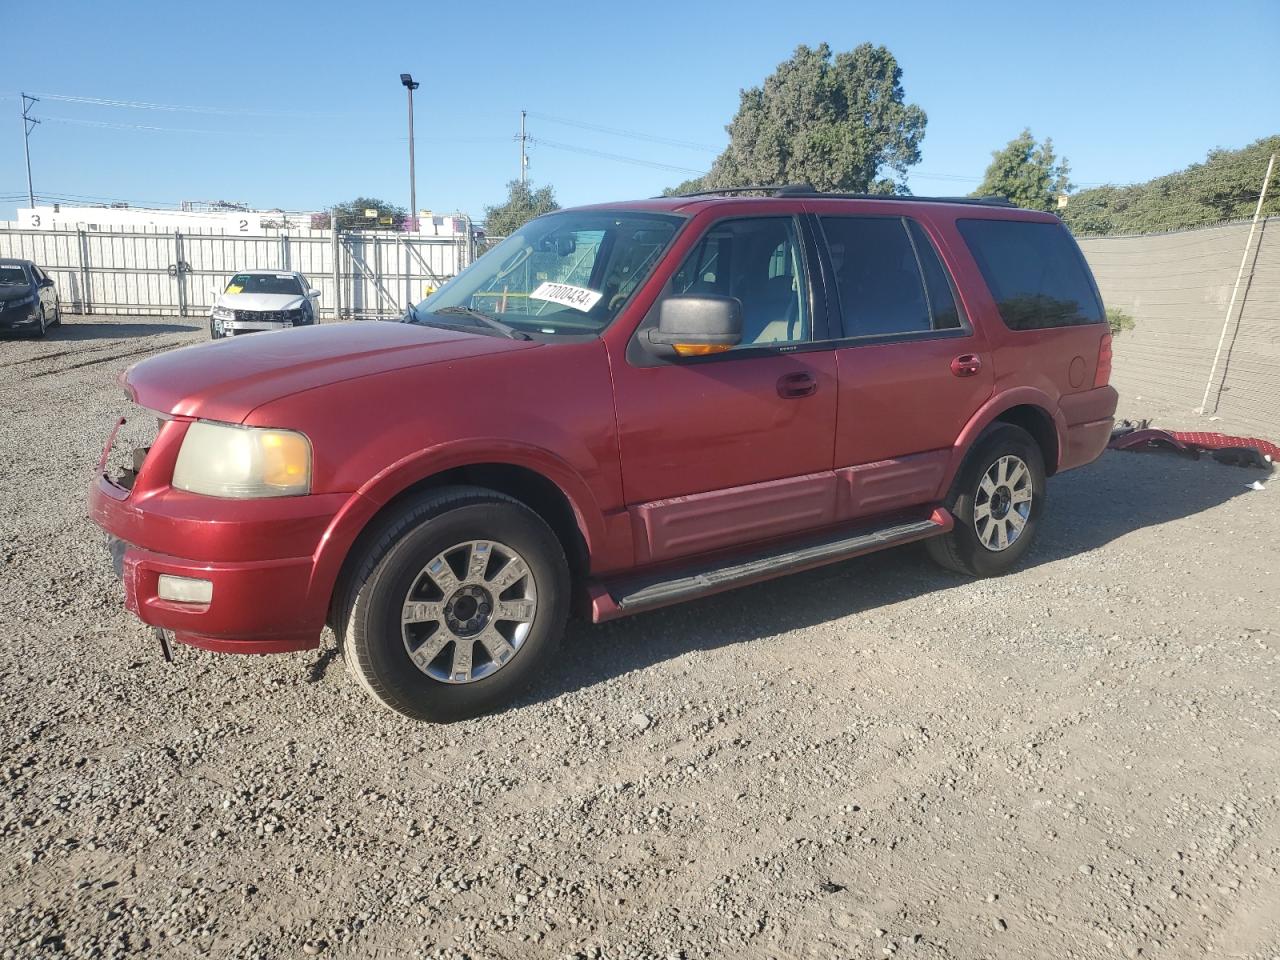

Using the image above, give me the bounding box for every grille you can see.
[234,309,301,323]
[104,408,164,491]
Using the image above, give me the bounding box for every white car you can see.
[209,271,321,339]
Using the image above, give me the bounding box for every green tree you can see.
[483,180,560,238]
[1061,135,1280,236]
[973,130,1072,211]
[330,197,407,231]
[668,43,927,195]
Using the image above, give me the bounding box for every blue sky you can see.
[2,0,1277,222]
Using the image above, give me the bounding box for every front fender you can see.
[303,439,606,615]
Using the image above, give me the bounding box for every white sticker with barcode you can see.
[529,281,603,313]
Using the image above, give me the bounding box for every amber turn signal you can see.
[672,343,733,357]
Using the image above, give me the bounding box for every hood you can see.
[124,320,541,423]
[0,284,35,303]
[215,291,306,312]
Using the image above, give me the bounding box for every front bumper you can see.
[91,472,347,654]
[0,305,40,329]
[221,319,293,334]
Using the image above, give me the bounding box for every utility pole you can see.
[20,93,40,208]
[519,110,528,184]
[400,74,420,231]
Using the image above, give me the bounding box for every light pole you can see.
[400,73,420,232]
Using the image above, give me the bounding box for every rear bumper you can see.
[91,476,345,654]
[1058,385,1119,472]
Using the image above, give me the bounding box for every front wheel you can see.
[337,486,569,722]
[926,423,1045,577]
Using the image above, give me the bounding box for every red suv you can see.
[91,187,1117,721]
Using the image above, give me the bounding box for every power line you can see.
[31,92,345,119]
[531,137,707,176]
[41,115,297,137]
[526,111,719,153]
[38,114,507,145]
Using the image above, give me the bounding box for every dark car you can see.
[0,258,61,337]
[91,187,1117,722]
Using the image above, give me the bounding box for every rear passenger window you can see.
[907,221,963,330]
[821,217,963,338]
[957,219,1103,330]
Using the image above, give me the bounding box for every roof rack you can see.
[666,183,1015,208]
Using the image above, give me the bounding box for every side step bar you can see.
[589,507,952,622]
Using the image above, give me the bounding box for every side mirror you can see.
[307,288,321,299]
[39,278,54,288]
[645,295,742,357]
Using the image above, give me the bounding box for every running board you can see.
[589,507,952,622]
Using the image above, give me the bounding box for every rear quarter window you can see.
[957,219,1103,331]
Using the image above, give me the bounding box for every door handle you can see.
[777,372,817,399]
[950,354,982,377]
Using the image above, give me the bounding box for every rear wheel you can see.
[337,486,569,722]
[926,423,1045,577]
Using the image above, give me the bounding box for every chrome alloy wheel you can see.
[401,540,537,684]
[974,455,1033,552]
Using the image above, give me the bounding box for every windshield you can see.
[410,210,683,336]
[0,266,30,285]
[225,273,303,296]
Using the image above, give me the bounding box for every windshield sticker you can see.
[530,281,602,313]
[225,284,243,294]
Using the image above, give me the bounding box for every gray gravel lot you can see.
[1,315,1278,960]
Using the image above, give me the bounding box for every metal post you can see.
[20,93,39,208]
[174,231,187,317]
[331,207,341,322]
[77,228,92,316]
[1199,152,1276,415]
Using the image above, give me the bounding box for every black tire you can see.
[336,486,569,722]
[209,318,221,339]
[33,307,47,339]
[926,423,1046,577]
[52,302,62,326]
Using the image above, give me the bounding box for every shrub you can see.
[1107,307,1136,336]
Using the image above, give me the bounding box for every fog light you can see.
[157,574,213,604]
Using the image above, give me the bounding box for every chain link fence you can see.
[0,224,476,320]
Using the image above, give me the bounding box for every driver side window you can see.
[672,217,810,347]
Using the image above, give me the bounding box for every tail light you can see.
[1094,332,1113,387]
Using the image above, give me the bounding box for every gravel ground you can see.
[2,315,1278,960]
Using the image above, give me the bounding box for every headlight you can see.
[172,422,311,498]
[211,306,233,320]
